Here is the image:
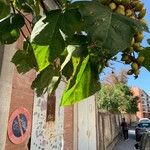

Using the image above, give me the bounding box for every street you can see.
[113,129,137,150]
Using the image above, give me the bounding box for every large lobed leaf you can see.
[30,8,83,71]
[61,55,101,106]
[11,41,37,73]
[31,65,60,96]
[0,0,10,19]
[77,1,148,51]
[0,13,25,44]
[139,47,150,72]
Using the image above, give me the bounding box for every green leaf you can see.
[11,41,37,73]
[31,65,58,96]
[31,10,65,70]
[61,45,76,71]
[32,44,50,71]
[77,1,148,51]
[31,9,63,45]
[48,76,61,94]
[147,39,150,45]
[0,0,10,19]
[61,55,101,106]
[60,8,83,37]
[139,47,150,72]
[0,14,25,44]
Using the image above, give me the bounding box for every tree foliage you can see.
[97,70,139,114]
[0,0,149,105]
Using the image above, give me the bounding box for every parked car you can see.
[139,118,150,123]
[135,121,150,142]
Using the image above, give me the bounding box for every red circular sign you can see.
[8,107,31,144]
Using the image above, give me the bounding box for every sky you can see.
[101,0,150,95]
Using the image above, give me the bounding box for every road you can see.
[113,129,137,150]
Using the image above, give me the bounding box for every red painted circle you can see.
[7,107,31,144]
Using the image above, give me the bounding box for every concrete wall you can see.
[31,82,65,150]
[73,96,97,150]
[97,112,122,150]
[0,44,16,150]
[140,132,150,150]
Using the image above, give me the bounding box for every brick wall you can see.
[5,69,35,150]
[5,13,36,149]
[64,106,74,150]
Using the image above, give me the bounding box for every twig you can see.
[16,9,32,25]
[10,1,16,14]
[20,29,30,44]
[53,0,63,9]
[40,0,48,14]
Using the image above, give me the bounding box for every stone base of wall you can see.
[107,133,121,150]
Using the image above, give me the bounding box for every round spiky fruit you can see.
[114,0,122,4]
[126,9,133,17]
[131,62,139,70]
[118,5,125,11]
[109,3,117,10]
[116,5,125,15]
[135,2,144,11]
[133,42,140,50]
[125,56,132,64]
[138,9,146,19]
[134,69,140,76]
[130,15,136,19]
[122,0,131,5]
[135,32,144,42]
[121,54,130,61]
[137,56,145,64]
[131,1,138,7]
[126,47,134,53]
[134,46,143,52]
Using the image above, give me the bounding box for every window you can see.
[46,93,56,122]
[138,123,150,128]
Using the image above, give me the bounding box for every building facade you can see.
[131,87,150,120]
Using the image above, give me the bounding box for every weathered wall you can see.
[97,112,122,150]
[5,69,35,150]
[64,106,74,150]
[31,82,65,150]
[0,44,16,150]
[140,132,150,150]
[73,96,97,150]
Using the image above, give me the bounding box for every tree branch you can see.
[40,0,48,14]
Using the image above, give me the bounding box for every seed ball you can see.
[135,2,144,11]
[114,0,122,4]
[133,42,140,50]
[137,56,145,64]
[109,3,117,10]
[126,9,133,17]
[134,69,140,76]
[138,9,146,19]
[135,32,144,42]
[131,62,139,70]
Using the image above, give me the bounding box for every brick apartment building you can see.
[131,87,150,119]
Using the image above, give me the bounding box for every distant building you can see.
[131,87,150,120]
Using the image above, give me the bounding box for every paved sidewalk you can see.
[113,130,137,150]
